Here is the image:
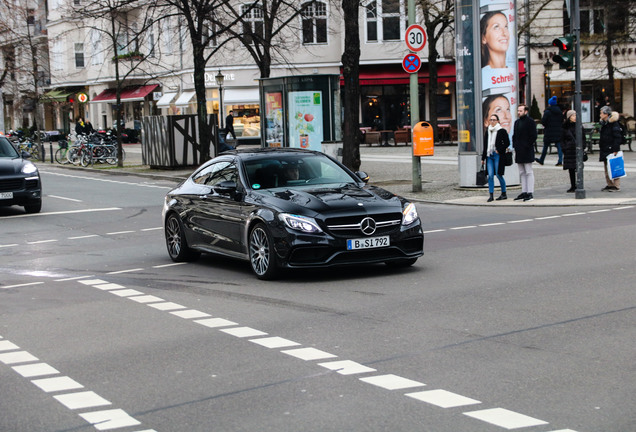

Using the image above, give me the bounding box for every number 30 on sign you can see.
[404,24,426,52]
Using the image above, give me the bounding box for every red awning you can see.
[91,84,159,103]
[342,61,527,86]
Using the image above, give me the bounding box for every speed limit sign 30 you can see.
[405,24,426,52]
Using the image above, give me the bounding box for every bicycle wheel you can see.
[104,146,117,165]
[54,148,69,164]
[80,151,92,167]
[67,147,81,165]
[29,144,40,160]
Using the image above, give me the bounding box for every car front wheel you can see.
[165,213,200,262]
[249,223,279,280]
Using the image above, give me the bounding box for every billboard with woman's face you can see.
[480,1,518,138]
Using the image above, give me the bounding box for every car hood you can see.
[0,158,28,175]
[253,183,404,214]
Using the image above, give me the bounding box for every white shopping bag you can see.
[607,151,626,180]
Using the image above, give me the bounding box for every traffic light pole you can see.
[572,0,585,199]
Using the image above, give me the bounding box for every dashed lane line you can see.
[2,282,45,289]
[1,227,162,249]
[0,334,153,431]
[41,170,172,190]
[48,195,83,202]
[0,207,122,219]
[73,278,578,431]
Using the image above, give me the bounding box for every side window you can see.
[192,161,238,186]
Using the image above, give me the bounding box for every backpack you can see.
[618,122,628,144]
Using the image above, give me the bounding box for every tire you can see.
[248,223,279,280]
[67,147,80,165]
[80,151,91,167]
[24,201,42,214]
[165,213,200,262]
[385,258,418,268]
[54,148,68,164]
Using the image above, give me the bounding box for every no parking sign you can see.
[402,53,421,74]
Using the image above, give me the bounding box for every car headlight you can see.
[402,202,418,226]
[279,213,323,233]
[22,162,38,175]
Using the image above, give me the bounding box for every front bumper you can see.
[0,176,41,207]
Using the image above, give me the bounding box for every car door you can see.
[189,159,245,256]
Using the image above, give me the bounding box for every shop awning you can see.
[156,92,178,108]
[41,89,74,102]
[90,84,159,104]
[224,88,259,104]
[174,91,197,107]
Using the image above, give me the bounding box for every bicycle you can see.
[54,140,70,164]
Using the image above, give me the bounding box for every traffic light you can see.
[552,35,574,71]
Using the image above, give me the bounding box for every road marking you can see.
[0,351,39,364]
[318,360,376,375]
[106,268,144,274]
[93,283,126,291]
[79,279,109,285]
[128,295,164,303]
[479,222,505,227]
[48,195,82,202]
[12,363,60,378]
[423,229,446,234]
[170,309,211,319]
[281,347,338,361]
[359,374,424,390]
[147,302,186,311]
[535,215,562,220]
[1,207,121,219]
[450,225,476,230]
[32,376,84,393]
[54,391,111,410]
[588,209,612,213]
[142,227,163,231]
[42,170,172,190]
[26,239,58,244]
[106,230,135,235]
[79,409,141,430]
[406,389,481,408]
[0,244,19,248]
[1,282,44,289]
[562,212,586,217]
[220,327,268,338]
[153,262,187,268]
[109,289,144,297]
[194,318,238,328]
[68,234,100,240]
[0,340,20,351]
[507,219,533,224]
[54,275,95,282]
[464,407,548,429]
[249,337,301,349]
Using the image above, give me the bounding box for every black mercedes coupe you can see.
[163,148,423,279]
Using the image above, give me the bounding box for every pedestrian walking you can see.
[536,96,563,166]
[225,110,236,140]
[482,114,510,202]
[598,106,623,192]
[561,110,583,193]
[512,104,537,201]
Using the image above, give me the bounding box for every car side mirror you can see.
[214,180,242,200]
[21,151,31,159]
[355,171,370,183]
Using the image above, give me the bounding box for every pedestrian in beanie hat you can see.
[549,96,557,106]
[566,110,576,121]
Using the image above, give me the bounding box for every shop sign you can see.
[77,93,88,103]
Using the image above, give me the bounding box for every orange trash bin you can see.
[413,122,434,156]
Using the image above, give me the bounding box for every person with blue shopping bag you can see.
[599,106,623,192]
[482,114,510,202]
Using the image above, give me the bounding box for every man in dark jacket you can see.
[536,96,563,166]
[599,106,623,191]
[513,104,537,201]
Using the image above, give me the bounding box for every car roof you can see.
[219,147,322,160]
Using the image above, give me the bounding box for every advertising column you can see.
[287,91,324,152]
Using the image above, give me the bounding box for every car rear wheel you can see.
[165,213,200,262]
[249,223,279,280]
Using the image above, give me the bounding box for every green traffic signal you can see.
[552,35,574,71]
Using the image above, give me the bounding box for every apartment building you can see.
[2,1,634,139]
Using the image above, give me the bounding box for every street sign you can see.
[405,24,426,52]
[77,93,88,103]
[402,53,422,74]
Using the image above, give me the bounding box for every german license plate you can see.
[0,192,13,200]
[346,236,390,250]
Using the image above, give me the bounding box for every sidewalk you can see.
[37,142,636,207]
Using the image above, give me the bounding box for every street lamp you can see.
[215,69,224,129]
[543,58,553,107]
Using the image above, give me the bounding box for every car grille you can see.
[325,213,402,237]
[0,179,23,192]
[25,179,39,189]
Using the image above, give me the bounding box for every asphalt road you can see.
[1,167,635,432]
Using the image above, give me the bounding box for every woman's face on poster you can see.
[482,14,510,60]
[485,97,512,133]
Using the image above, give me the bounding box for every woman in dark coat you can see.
[482,114,510,202]
[561,110,582,193]
[598,106,623,191]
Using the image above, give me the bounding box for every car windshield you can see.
[0,137,19,158]
[244,153,358,190]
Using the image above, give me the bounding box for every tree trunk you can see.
[193,42,211,162]
[426,26,439,142]
[341,0,361,171]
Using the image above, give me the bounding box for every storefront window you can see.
[226,104,260,138]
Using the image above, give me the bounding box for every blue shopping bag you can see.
[607,151,626,180]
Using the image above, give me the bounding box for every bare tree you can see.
[66,0,162,166]
[341,0,361,170]
[418,0,453,142]
[0,0,49,142]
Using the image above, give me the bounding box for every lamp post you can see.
[215,70,224,129]
[543,58,553,107]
